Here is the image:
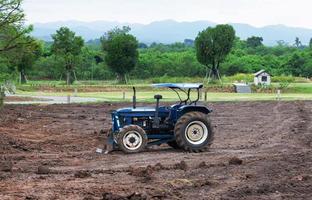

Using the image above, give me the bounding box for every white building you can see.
[254,70,271,86]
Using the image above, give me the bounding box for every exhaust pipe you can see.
[153,94,162,128]
[133,87,136,109]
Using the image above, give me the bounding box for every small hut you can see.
[254,70,271,86]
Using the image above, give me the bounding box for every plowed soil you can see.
[0,101,311,200]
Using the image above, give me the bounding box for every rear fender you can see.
[179,105,212,116]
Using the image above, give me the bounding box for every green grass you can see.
[286,83,312,93]
[17,90,312,102]
[14,78,312,102]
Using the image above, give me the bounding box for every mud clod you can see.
[37,165,51,174]
[102,192,147,200]
[154,163,165,170]
[127,192,147,200]
[229,157,243,165]
[78,115,87,119]
[174,161,188,170]
[74,170,91,178]
[129,165,154,179]
[0,161,13,172]
[102,192,124,200]
[193,179,212,187]
[198,161,207,168]
[25,195,39,200]
[83,196,95,200]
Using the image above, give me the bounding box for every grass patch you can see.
[16,90,312,102]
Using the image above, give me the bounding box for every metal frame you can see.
[169,87,200,105]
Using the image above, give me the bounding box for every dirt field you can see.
[0,101,311,200]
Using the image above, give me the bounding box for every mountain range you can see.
[31,20,312,46]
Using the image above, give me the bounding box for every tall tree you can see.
[51,27,84,85]
[195,24,235,79]
[0,0,33,53]
[246,36,263,48]
[309,38,312,50]
[101,26,139,83]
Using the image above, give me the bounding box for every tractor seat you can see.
[154,94,163,100]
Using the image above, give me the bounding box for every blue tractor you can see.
[106,83,214,153]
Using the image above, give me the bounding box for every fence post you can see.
[204,91,207,102]
[67,95,71,104]
[276,89,281,101]
[123,91,126,100]
[74,88,78,97]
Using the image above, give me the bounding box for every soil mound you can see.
[229,157,243,165]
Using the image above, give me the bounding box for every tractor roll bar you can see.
[190,88,200,105]
[152,83,203,105]
[170,87,199,105]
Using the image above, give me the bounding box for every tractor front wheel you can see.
[174,112,214,152]
[117,125,147,153]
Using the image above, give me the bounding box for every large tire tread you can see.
[174,112,214,153]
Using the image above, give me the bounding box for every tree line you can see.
[1,0,312,86]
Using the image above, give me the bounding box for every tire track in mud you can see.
[257,101,311,150]
[259,102,297,149]
[221,101,312,200]
[294,101,312,147]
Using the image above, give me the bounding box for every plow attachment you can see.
[103,132,116,154]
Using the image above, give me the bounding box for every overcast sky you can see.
[23,0,312,28]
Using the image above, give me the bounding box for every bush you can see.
[278,81,291,89]
[223,73,254,83]
[271,75,295,83]
[151,75,204,83]
[293,77,311,83]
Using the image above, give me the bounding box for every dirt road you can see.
[4,95,99,104]
[0,101,311,199]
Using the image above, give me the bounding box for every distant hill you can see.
[31,20,312,46]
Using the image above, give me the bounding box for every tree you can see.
[195,24,235,79]
[276,40,287,46]
[286,53,305,76]
[309,38,312,50]
[101,26,139,83]
[14,38,42,84]
[0,0,33,53]
[246,36,263,48]
[51,27,84,85]
[294,37,302,48]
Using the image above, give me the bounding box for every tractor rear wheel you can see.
[174,112,214,152]
[117,125,147,153]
